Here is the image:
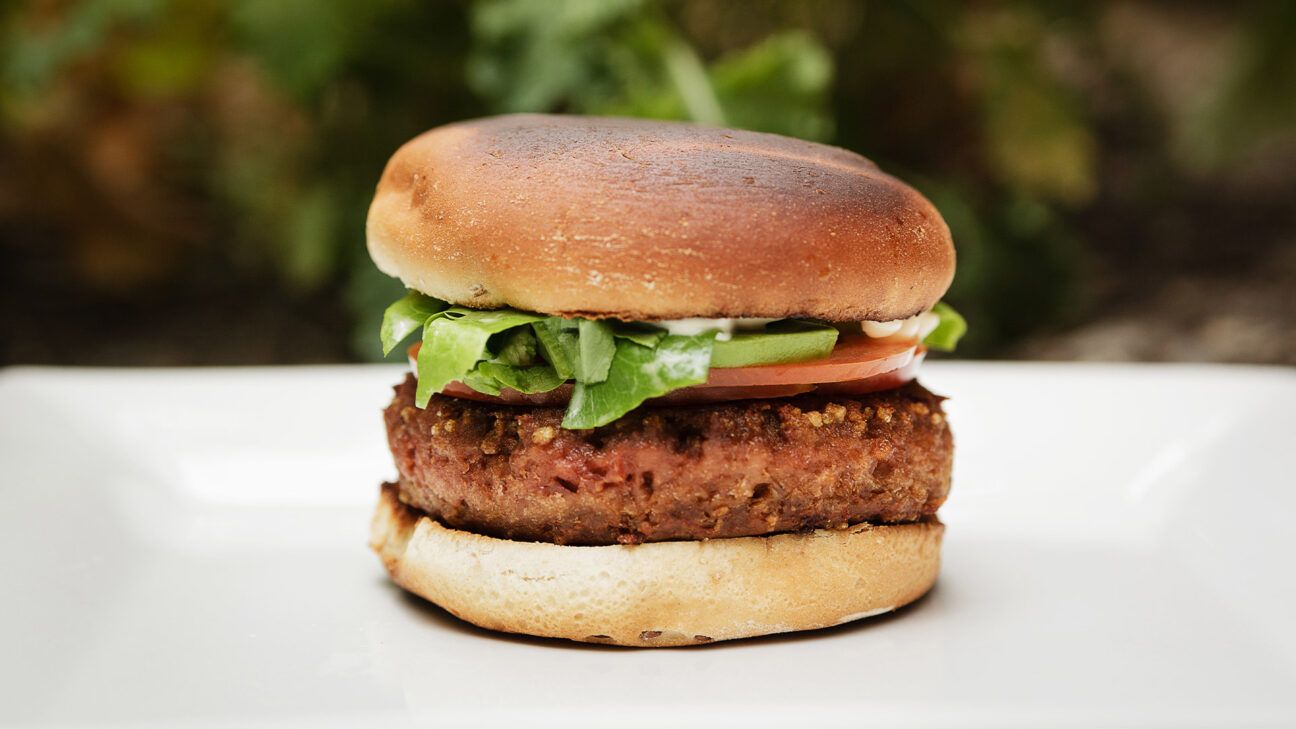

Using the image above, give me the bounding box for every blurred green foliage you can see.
[468,0,832,140]
[2,0,1293,363]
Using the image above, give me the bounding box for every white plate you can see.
[2,363,1294,728]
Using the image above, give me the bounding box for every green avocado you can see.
[709,322,838,368]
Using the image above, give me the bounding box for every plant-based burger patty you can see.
[384,375,952,546]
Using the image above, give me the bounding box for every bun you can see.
[367,114,954,322]
[370,484,942,647]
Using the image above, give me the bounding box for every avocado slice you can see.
[710,322,838,368]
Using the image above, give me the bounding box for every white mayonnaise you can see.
[861,311,940,341]
[654,317,780,341]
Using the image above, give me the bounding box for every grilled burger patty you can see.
[384,376,952,546]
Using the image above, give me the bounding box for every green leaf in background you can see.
[415,307,545,406]
[532,318,578,379]
[380,291,447,355]
[924,302,967,352]
[562,334,714,429]
[467,0,648,113]
[492,326,538,366]
[967,8,1096,206]
[465,0,834,142]
[477,361,566,393]
[709,31,834,142]
[575,318,616,383]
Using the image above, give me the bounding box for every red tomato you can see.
[703,335,917,387]
[808,349,925,396]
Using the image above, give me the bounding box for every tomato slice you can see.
[703,335,916,387]
[414,334,923,408]
[811,349,925,396]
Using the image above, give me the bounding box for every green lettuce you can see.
[414,307,546,406]
[531,318,578,379]
[460,367,503,396]
[923,302,967,352]
[493,327,538,366]
[380,292,446,355]
[612,324,666,348]
[562,334,715,429]
[575,319,616,384]
[476,361,566,393]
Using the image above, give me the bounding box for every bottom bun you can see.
[370,484,943,647]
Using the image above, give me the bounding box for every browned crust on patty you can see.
[383,375,952,546]
[366,114,955,322]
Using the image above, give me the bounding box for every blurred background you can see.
[2,0,1293,366]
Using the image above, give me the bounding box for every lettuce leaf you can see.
[562,334,715,429]
[612,324,666,348]
[414,307,546,406]
[477,361,566,393]
[380,292,446,355]
[493,327,538,366]
[924,302,967,352]
[461,368,503,396]
[574,319,616,383]
[531,318,578,380]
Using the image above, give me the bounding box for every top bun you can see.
[367,114,954,322]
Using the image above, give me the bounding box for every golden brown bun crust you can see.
[367,114,955,322]
[370,484,943,647]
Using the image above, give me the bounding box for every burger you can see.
[367,114,964,647]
